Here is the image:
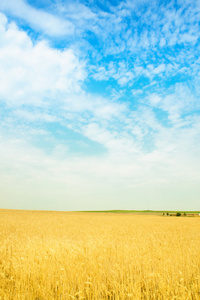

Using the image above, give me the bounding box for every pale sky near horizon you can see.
[0,0,200,211]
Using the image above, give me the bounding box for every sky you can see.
[0,0,200,211]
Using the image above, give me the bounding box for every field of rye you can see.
[0,210,200,299]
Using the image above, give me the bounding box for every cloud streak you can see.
[0,0,74,36]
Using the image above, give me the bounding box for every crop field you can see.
[0,210,200,299]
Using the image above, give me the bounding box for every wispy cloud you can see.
[0,0,74,36]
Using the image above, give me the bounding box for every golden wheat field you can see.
[0,210,200,300]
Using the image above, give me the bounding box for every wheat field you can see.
[0,210,200,299]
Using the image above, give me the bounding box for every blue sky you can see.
[0,0,200,210]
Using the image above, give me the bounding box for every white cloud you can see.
[0,0,74,36]
[148,94,162,106]
[14,109,58,123]
[0,13,129,139]
[153,64,166,75]
[145,81,200,125]
[0,13,84,106]
[132,89,143,96]
[159,37,166,47]
[56,2,96,21]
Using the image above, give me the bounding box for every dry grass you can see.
[0,209,200,299]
